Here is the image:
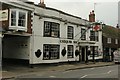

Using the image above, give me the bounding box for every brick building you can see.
[102,25,120,61]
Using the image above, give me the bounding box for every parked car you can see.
[113,49,120,63]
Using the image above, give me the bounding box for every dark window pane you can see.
[67,26,74,39]
[67,45,74,58]
[44,21,60,38]
[81,28,86,40]
[43,44,60,60]
[11,10,16,26]
[18,12,26,27]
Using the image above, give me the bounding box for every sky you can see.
[28,0,119,27]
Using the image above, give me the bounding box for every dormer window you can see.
[9,9,28,31]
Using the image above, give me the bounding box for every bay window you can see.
[9,9,28,31]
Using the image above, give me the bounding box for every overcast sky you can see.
[28,0,119,27]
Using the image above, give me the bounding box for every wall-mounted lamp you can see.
[64,20,68,25]
[39,16,42,19]
[77,25,79,27]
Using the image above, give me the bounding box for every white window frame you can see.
[44,21,60,38]
[67,45,74,58]
[67,26,74,39]
[9,9,28,32]
[81,28,86,40]
[43,44,60,60]
[115,39,118,44]
[107,38,111,44]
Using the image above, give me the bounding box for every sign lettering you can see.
[0,10,8,21]
[60,40,78,44]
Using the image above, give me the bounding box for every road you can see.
[14,65,119,79]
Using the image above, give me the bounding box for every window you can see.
[90,46,100,57]
[81,28,86,40]
[44,21,60,38]
[10,9,28,31]
[67,26,74,39]
[90,31,95,41]
[90,31,98,41]
[18,12,26,27]
[115,39,118,44]
[95,31,99,41]
[43,44,60,60]
[11,10,16,26]
[67,45,74,58]
[107,38,111,43]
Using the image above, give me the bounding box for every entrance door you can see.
[81,47,85,61]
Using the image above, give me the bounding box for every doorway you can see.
[2,34,30,65]
[81,47,86,61]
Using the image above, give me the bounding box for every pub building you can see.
[1,0,103,65]
[0,0,34,63]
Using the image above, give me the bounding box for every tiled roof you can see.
[102,25,120,38]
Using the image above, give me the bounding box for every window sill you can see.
[43,58,59,60]
[43,36,60,38]
[9,26,27,32]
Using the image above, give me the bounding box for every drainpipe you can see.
[0,33,3,73]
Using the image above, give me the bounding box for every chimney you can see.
[89,10,95,22]
[38,0,46,8]
[116,24,119,28]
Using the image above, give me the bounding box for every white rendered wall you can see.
[31,15,80,64]
[30,6,103,64]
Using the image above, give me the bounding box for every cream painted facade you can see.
[1,1,103,64]
[30,5,103,64]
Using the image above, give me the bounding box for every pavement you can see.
[1,61,115,79]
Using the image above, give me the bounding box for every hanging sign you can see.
[93,25,101,31]
[0,10,8,21]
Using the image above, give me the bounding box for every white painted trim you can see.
[9,9,28,32]
[115,39,118,44]
[107,38,111,44]
[1,0,34,11]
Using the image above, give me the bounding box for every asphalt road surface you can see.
[14,65,119,80]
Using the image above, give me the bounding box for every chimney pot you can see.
[116,24,119,28]
[38,0,46,8]
[40,0,44,4]
[89,10,95,22]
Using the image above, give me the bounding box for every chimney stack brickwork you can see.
[38,0,46,8]
[116,24,119,28]
[89,10,95,22]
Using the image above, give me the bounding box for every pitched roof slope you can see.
[102,25,120,38]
